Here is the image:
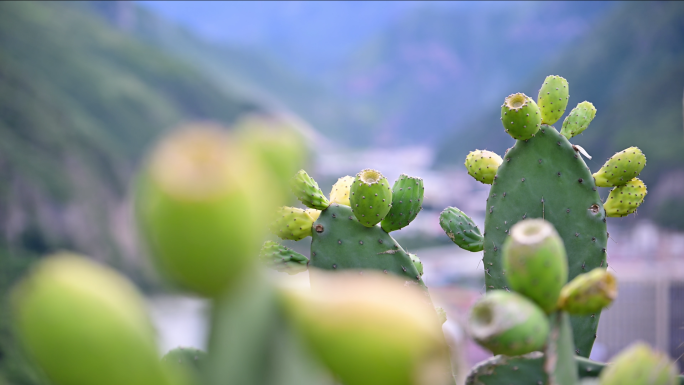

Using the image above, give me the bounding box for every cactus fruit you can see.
[281,271,453,385]
[558,268,617,315]
[259,241,309,275]
[538,75,570,125]
[350,169,393,227]
[465,150,503,185]
[561,101,597,139]
[593,147,646,187]
[304,208,321,221]
[502,219,568,314]
[290,169,330,210]
[269,206,315,241]
[381,174,424,232]
[162,347,206,371]
[501,93,542,140]
[439,207,484,252]
[468,291,549,356]
[11,253,182,385]
[135,124,271,297]
[604,178,647,217]
[329,175,354,206]
[410,253,424,277]
[599,342,678,385]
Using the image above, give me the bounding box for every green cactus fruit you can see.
[234,114,308,206]
[558,268,617,315]
[290,169,330,210]
[465,150,503,185]
[501,93,542,140]
[12,253,183,385]
[538,75,570,125]
[593,147,647,187]
[483,124,607,357]
[604,178,647,217]
[349,169,392,227]
[162,347,206,371]
[561,101,597,139]
[439,207,484,252]
[329,175,354,206]
[381,174,424,232]
[310,204,425,286]
[599,342,678,385]
[469,290,549,356]
[269,206,315,241]
[259,240,309,275]
[410,253,424,276]
[281,271,453,385]
[135,125,270,297]
[502,219,568,314]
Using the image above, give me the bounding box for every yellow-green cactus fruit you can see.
[11,253,185,385]
[304,208,321,222]
[501,93,542,140]
[558,268,617,315]
[280,270,453,385]
[561,101,596,139]
[465,150,502,184]
[270,206,315,241]
[593,147,646,187]
[135,124,270,297]
[604,178,647,217]
[329,175,354,206]
[599,342,678,385]
[537,75,569,125]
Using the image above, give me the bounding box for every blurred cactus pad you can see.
[441,75,649,358]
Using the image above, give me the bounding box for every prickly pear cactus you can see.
[267,169,426,287]
[441,75,649,357]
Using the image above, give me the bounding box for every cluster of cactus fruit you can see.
[6,77,682,385]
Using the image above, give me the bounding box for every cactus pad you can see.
[468,291,549,356]
[501,93,542,140]
[381,174,424,232]
[599,342,678,385]
[290,170,330,210]
[561,101,596,139]
[502,219,568,314]
[593,147,646,187]
[439,207,484,252]
[309,204,424,287]
[465,150,503,185]
[558,268,616,315]
[329,175,354,206]
[349,169,392,227]
[162,346,206,371]
[538,75,570,125]
[270,207,315,241]
[259,241,309,275]
[604,178,647,217]
[484,124,607,357]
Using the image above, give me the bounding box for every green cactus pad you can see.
[561,101,596,139]
[162,347,207,371]
[593,147,646,188]
[329,175,354,206]
[259,241,309,275]
[409,253,424,276]
[484,124,607,357]
[270,207,315,241]
[501,93,542,140]
[349,169,392,227]
[502,219,568,314]
[545,312,580,385]
[465,150,503,185]
[599,342,678,385]
[439,207,484,252]
[381,174,424,232]
[604,178,647,217]
[290,170,330,210]
[309,204,424,287]
[538,75,570,125]
[468,291,549,356]
[558,268,616,315]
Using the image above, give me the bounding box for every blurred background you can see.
[1,1,683,382]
